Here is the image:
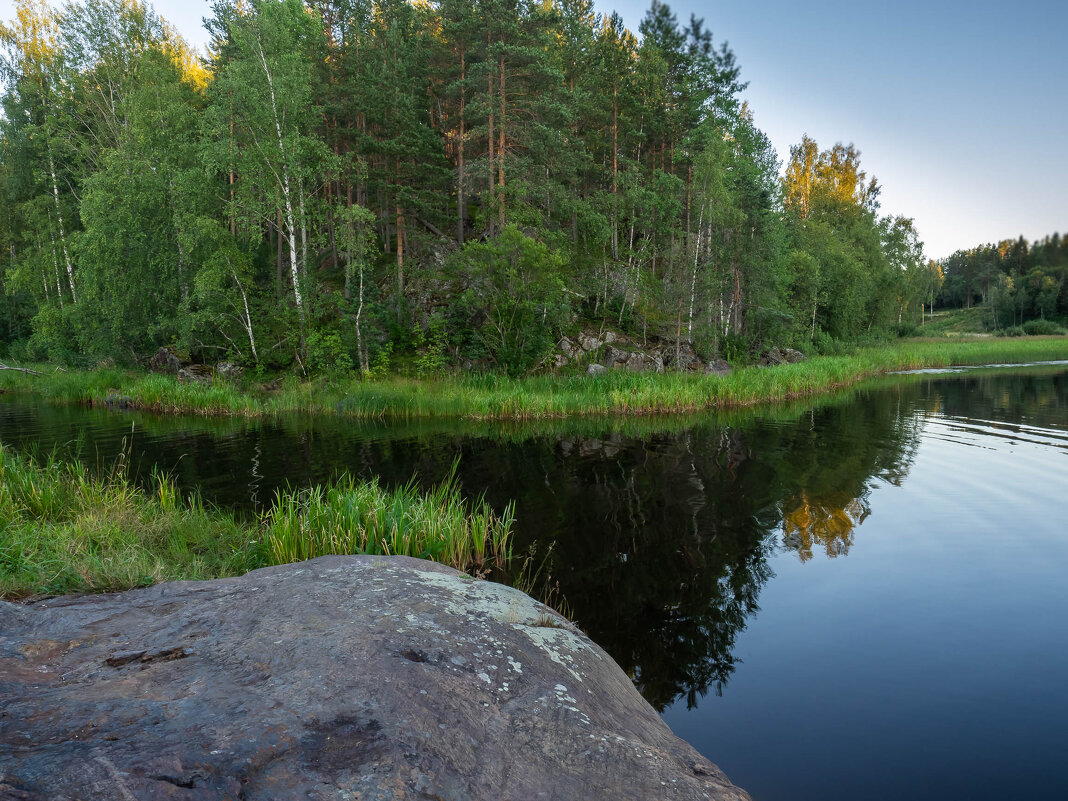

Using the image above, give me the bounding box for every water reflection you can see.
[1,366,1065,715]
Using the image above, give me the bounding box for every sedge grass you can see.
[0,448,516,600]
[2,337,1066,421]
[263,463,514,578]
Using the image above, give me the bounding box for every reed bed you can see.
[2,337,1066,421]
[263,467,514,577]
[0,448,516,599]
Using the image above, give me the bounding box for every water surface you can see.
[1,365,1065,799]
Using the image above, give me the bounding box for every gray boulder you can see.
[586,362,607,376]
[147,347,180,375]
[215,361,244,381]
[558,337,581,360]
[577,333,603,352]
[176,365,213,384]
[761,346,807,366]
[705,359,732,377]
[0,557,749,801]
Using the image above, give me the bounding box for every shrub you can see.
[997,326,1025,337]
[1022,319,1066,336]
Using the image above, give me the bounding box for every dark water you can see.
[2,366,1066,800]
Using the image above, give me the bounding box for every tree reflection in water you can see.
[2,368,1061,712]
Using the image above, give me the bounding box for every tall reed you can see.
[262,464,515,578]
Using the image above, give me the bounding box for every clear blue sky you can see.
[3,0,1065,259]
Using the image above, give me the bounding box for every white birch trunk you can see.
[47,150,76,303]
[257,37,305,329]
[688,205,705,341]
[233,270,258,362]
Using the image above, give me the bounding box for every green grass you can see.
[263,463,514,577]
[0,447,516,600]
[919,307,993,336]
[2,336,1066,421]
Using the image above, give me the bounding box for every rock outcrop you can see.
[760,346,806,366]
[0,556,750,801]
[558,329,734,377]
[147,347,181,375]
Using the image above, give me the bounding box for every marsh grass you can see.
[0,446,258,599]
[2,337,1066,421]
[0,449,516,599]
[263,462,515,578]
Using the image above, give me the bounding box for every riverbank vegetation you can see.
[0,446,515,599]
[2,0,945,379]
[3,337,1066,420]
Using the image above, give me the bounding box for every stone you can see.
[176,365,212,384]
[0,557,749,801]
[552,353,570,370]
[586,363,607,376]
[102,392,133,410]
[623,351,662,373]
[761,347,807,367]
[558,337,581,360]
[147,347,180,375]
[705,359,732,377]
[215,361,243,381]
[603,345,629,366]
[577,333,603,352]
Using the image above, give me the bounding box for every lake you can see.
[1,364,1066,800]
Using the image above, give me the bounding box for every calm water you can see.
[2,366,1066,800]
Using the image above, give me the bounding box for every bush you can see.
[1022,319,1066,336]
[447,226,572,376]
[892,322,920,338]
[997,326,1025,337]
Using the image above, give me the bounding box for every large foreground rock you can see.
[0,556,750,801]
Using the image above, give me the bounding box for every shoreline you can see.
[2,337,1067,421]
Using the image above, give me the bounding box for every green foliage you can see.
[305,329,354,375]
[263,464,514,577]
[448,226,571,376]
[0,0,981,374]
[1021,319,1066,336]
[0,446,518,598]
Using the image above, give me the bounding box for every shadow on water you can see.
[0,365,1064,713]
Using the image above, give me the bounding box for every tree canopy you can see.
[0,0,946,372]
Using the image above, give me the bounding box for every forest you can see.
[937,233,1068,332]
[0,0,944,376]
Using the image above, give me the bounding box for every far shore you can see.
[2,337,1067,422]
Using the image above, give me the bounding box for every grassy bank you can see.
[0,447,514,600]
[3,337,1067,421]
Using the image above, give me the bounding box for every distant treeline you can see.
[937,234,1068,329]
[0,0,938,374]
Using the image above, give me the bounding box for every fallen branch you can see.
[0,361,41,375]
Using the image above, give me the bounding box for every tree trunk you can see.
[457,48,466,246]
[487,67,495,238]
[257,36,305,331]
[46,150,76,303]
[498,55,506,228]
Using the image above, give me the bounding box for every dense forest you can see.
[937,233,1068,331]
[0,0,941,375]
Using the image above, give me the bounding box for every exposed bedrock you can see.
[0,556,750,801]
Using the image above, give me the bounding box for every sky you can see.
[1,0,1065,259]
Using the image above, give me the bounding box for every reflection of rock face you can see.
[0,556,751,801]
